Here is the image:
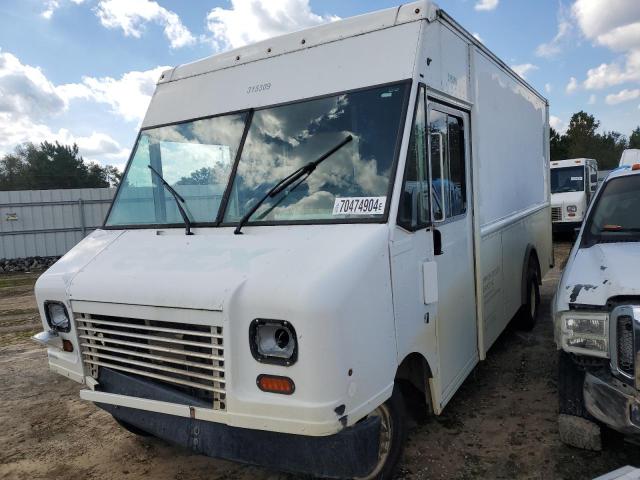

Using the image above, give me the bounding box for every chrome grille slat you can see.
[80,317,222,339]
[83,359,226,394]
[617,315,634,376]
[78,335,223,361]
[78,326,219,348]
[79,343,225,371]
[81,351,226,380]
[77,314,226,410]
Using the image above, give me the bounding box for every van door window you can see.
[397,85,429,230]
[429,110,467,221]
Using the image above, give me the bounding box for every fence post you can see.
[78,198,86,236]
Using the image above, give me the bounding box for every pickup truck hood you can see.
[51,225,389,311]
[559,242,640,306]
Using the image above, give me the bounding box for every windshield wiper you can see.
[148,165,194,236]
[234,134,353,235]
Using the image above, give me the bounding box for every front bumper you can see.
[552,221,581,233]
[584,371,640,436]
[93,368,380,479]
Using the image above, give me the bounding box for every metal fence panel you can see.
[0,188,115,259]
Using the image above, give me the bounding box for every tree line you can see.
[0,141,121,191]
[551,111,640,170]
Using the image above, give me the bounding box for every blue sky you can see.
[0,0,639,169]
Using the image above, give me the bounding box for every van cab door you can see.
[427,102,478,406]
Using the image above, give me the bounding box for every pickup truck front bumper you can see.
[584,371,640,436]
[93,368,380,478]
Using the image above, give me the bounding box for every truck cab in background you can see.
[551,158,598,234]
[553,163,640,449]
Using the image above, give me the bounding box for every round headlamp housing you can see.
[44,301,71,333]
[249,319,298,366]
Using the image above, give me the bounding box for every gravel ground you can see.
[1,241,639,480]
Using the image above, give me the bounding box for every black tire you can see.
[515,261,540,330]
[558,350,591,418]
[113,416,153,437]
[356,385,407,480]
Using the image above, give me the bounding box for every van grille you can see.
[551,206,562,222]
[617,315,634,377]
[77,314,226,410]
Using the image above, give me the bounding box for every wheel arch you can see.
[521,244,541,305]
[395,352,435,415]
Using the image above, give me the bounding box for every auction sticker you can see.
[333,197,386,215]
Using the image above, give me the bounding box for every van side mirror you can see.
[433,228,444,256]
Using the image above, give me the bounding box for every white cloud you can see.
[536,6,573,58]
[472,32,483,43]
[545,83,552,93]
[550,115,566,133]
[588,94,597,104]
[205,0,339,50]
[0,50,142,167]
[475,0,499,12]
[511,63,538,80]
[63,66,169,123]
[605,88,640,105]
[566,76,579,93]
[41,0,85,19]
[95,0,195,49]
[572,0,640,91]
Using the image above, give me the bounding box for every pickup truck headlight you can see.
[566,205,577,213]
[249,319,298,366]
[560,311,609,358]
[44,301,71,333]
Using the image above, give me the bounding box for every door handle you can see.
[433,228,444,256]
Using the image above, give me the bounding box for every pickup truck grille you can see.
[617,315,635,377]
[77,314,226,410]
[551,206,562,222]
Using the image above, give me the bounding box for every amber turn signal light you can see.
[257,374,295,395]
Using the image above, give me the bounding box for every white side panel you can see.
[480,231,503,351]
[143,23,422,128]
[472,49,547,228]
[422,22,470,103]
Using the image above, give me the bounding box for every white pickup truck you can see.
[553,163,640,449]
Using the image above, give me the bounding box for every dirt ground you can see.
[1,241,639,480]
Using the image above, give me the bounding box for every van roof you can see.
[550,158,595,168]
[160,1,438,84]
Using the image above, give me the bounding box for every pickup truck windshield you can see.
[582,175,640,246]
[105,83,409,228]
[551,166,585,194]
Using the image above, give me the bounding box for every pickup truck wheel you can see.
[515,263,540,330]
[557,351,602,450]
[113,416,153,437]
[356,385,407,480]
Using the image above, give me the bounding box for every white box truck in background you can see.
[551,158,599,233]
[32,2,552,478]
[620,149,640,167]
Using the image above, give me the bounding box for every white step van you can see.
[620,149,640,167]
[33,2,552,478]
[551,158,598,233]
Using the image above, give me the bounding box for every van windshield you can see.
[551,166,585,194]
[582,175,640,247]
[105,83,409,228]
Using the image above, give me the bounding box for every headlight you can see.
[566,205,577,213]
[249,319,298,366]
[44,301,71,333]
[560,311,609,357]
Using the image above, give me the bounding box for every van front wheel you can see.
[356,385,407,480]
[516,262,540,330]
